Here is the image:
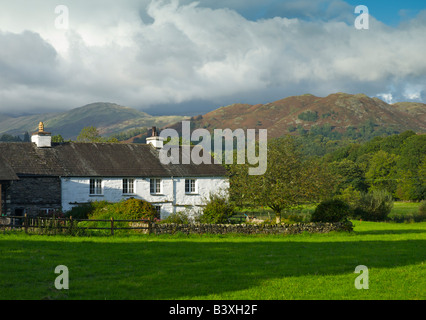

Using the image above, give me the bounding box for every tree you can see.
[395,135,426,200]
[77,126,104,143]
[52,134,65,143]
[365,150,399,195]
[23,131,30,142]
[330,158,368,193]
[229,136,335,222]
[200,192,235,224]
[396,155,426,201]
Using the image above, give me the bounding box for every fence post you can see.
[70,216,73,235]
[111,217,114,236]
[148,221,154,235]
[24,214,28,234]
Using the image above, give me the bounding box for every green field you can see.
[1,219,425,300]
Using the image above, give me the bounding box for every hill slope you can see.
[0,103,188,139]
[163,93,426,139]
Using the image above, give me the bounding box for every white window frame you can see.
[150,178,162,194]
[123,178,135,195]
[185,179,197,194]
[90,178,103,195]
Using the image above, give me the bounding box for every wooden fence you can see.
[0,215,152,235]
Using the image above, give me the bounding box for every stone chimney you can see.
[146,126,164,149]
[31,122,52,148]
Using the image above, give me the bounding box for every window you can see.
[90,179,102,195]
[123,179,135,194]
[185,179,196,194]
[154,205,161,218]
[150,178,161,194]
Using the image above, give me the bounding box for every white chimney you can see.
[31,122,52,148]
[146,126,164,149]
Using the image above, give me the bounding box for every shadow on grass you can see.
[354,229,426,236]
[1,237,425,299]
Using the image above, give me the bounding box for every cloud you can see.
[0,0,425,115]
[377,93,394,104]
[0,31,61,86]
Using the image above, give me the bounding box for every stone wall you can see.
[8,176,62,216]
[140,221,353,235]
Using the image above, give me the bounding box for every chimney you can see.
[31,122,52,148]
[146,126,164,149]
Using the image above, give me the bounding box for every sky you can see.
[0,0,425,116]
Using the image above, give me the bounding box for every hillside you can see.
[161,93,426,139]
[1,94,425,142]
[0,103,188,140]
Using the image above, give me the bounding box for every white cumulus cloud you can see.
[0,0,425,115]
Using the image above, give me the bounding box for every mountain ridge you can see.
[0,93,425,141]
[0,102,188,140]
[161,92,426,139]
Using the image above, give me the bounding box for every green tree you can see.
[229,136,334,222]
[77,126,104,143]
[365,150,399,195]
[298,110,319,122]
[200,192,235,224]
[23,131,30,142]
[395,135,426,200]
[52,134,65,143]
[330,158,368,193]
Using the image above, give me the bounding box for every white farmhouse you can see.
[0,123,229,219]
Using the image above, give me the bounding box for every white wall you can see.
[61,176,229,218]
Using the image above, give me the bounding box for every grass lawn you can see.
[391,202,421,213]
[0,220,425,300]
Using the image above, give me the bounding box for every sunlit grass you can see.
[0,221,425,300]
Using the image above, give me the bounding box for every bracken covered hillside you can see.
[164,93,426,139]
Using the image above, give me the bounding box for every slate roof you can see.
[0,154,18,180]
[0,142,228,178]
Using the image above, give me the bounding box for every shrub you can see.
[159,211,191,224]
[281,209,311,223]
[419,200,426,215]
[65,201,110,219]
[89,198,157,221]
[311,199,352,223]
[159,208,202,224]
[418,201,426,221]
[73,199,157,235]
[200,192,235,224]
[354,190,394,221]
[298,110,319,122]
[335,186,361,207]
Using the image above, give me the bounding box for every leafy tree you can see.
[109,127,147,141]
[76,126,119,143]
[229,136,335,222]
[0,134,22,142]
[77,126,104,143]
[365,150,399,194]
[23,131,30,142]
[52,134,65,143]
[311,199,351,223]
[330,158,368,193]
[298,111,318,122]
[200,192,235,224]
[354,189,394,221]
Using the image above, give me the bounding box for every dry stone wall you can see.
[144,221,353,235]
